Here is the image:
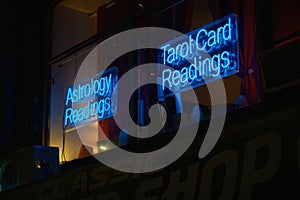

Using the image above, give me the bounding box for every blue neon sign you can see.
[157,13,239,99]
[64,67,118,129]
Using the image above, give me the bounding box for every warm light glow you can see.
[99,145,108,150]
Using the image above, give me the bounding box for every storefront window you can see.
[49,0,261,163]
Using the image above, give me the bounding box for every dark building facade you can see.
[1,0,300,199]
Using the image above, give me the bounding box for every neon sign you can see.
[158,13,239,99]
[64,67,118,129]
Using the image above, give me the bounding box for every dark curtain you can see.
[209,0,260,105]
[96,0,196,144]
[127,0,195,126]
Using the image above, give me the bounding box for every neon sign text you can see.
[64,67,118,129]
[158,13,239,98]
[65,74,112,105]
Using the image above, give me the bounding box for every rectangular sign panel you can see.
[157,13,239,100]
[63,67,118,130]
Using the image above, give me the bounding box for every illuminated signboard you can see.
[157,13,239,99]
[63,67,118,130]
